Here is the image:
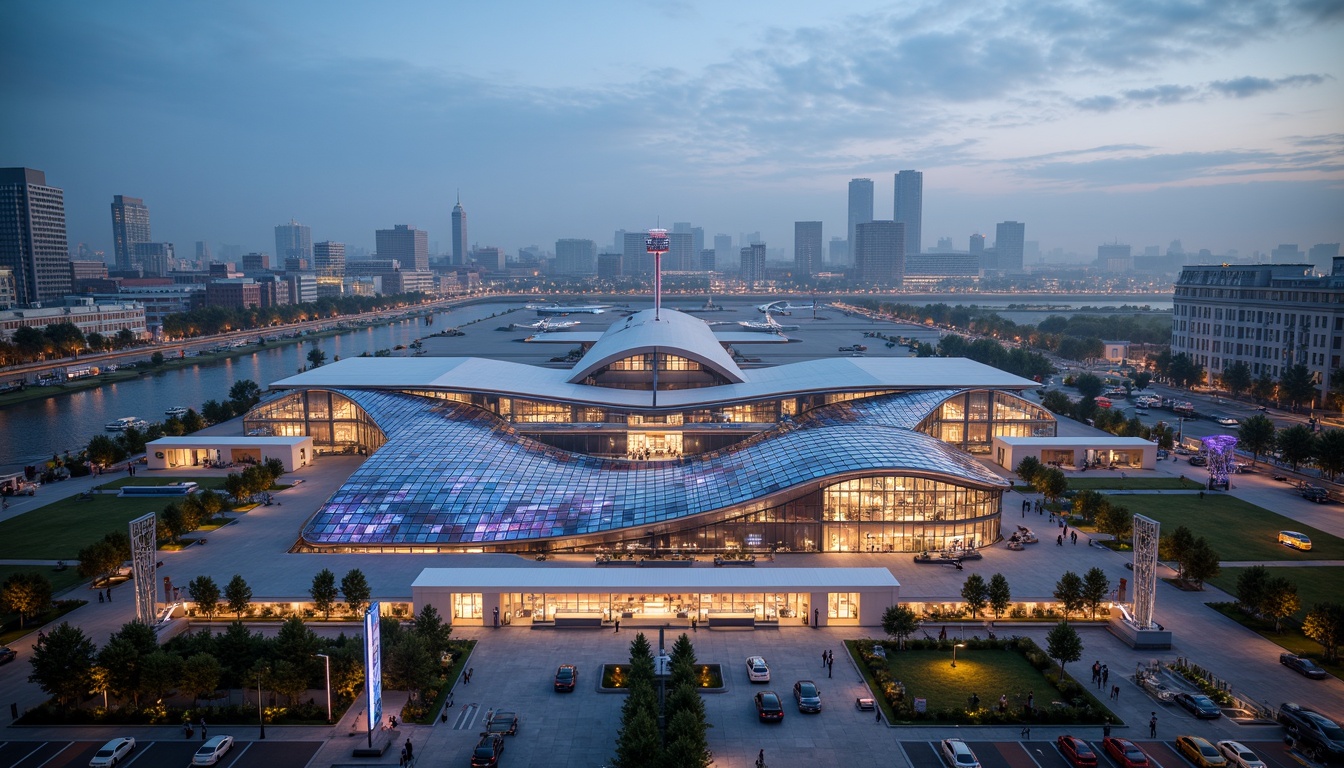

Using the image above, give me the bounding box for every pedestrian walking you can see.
[758,749,766,768]
[467,667,473,684]
[1199,490,1205,500]
[200,717,207,739]
[98,591,104,603]
[107,587,112,601]
[400,746,407,767]
[1103,723,1112,738]
[1102,665,1109,686]
[876,708,882,723]
[614,618,620,633]
[406,738,413,760]
[1113,685,1120,701]
[1071,531,1078,545]
[1021,726,1031,738]
[691,617,698,632]
[1149,712,1157,737]
[1057,534,1064,546]
[822,650,827,668]
[1091,661,1100,682]
[827,658,833,678]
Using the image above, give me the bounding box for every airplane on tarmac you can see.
[525,303,608,316]
[755,300,816,315]
[511,318,581,331]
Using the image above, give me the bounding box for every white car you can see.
[1215,416,1239,426]
[1217,741,1266,768]
[88,737,135,767]
[746,656,770,683]
[192,735,234,765]
[942,738,981,768]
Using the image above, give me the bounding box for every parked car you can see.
[1278,702,1344,764]
[1175,736,1227,768]
[554,663,577,692]
[1279,531,1313,551]
[1056,735,1099,768]
[1188,454,1209,467]
[191,735,234,766]
[0,646,16,665]
[941,738,982,768]
[486,709,519,736]
[1175,692,1223,719]
[793,680,821,713]
[471,733,506,767]
[755,690,784,722]
[1302,487,1331,503]
[1216,741,1267,768]
[746,656,770,683]
[1102,737,1150,768]
[88,737,135,767]
[1280,653,1329,679]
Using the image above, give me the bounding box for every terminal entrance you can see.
[626,432,683,460]
[483,591,829,627]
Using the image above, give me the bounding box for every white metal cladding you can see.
[565,309,747,384]
[411,566,900,591]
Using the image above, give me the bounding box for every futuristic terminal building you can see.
[247,307,1055,554]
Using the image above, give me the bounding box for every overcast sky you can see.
[2,0,1341,260]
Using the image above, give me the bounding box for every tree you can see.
[224,574,252,619]
[13,325,49,360]
[1303,603,1344,663]
[140,650,182,702]
[987,573,1012,620]
[1053,571,1084,619]
[228,379,262,413]
[1236,566,1271,614]
[1262,576,1301,633]
[161,503,190,543]
[1238,415,1277,465]
[961,574,989,619]
[1277,425,1317,471]
[1045,621,1084,678]
[1279,363,1318,409]
[384,633,434,695]
[341,569,371,616]
[1095,503,1133,539]
[1072,490,1107,523]
[614,707,661,768]
[1160,526,1196,577]
[1131,371,1152,390]
[665,707,714,768]
[188,575,221,619]
[1080,567,1111,619]
[1220,361,1253,399]
[76,539,121,585]
[200,399,234,425]
[182,408,206,433]
[307,347,327,368]
[310,568,338,619]
[1181,538,1221,589]
[881,604,919,648]
[0,571,51,627]
[1041,390,1074,415]
[1314,430,1344,481]
[1074,373,1103,399]
[223,472,248,502]
[1014,456,1042,486]
[1034,467,1068,504]
[1252,372,1277,402]
[150,350,165,366]
[412,604,453,660]
[27,622,96,707]
[180,652,223,706]
[86,434,126,467]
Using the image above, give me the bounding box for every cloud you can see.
[1013,143,1344,187]
[1074,73,1328,112]
[1210,73,1329,97]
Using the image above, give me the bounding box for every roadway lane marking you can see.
[1002,741,1046,768]
[453,702,481,730]
[30,742,70,768]
[12,743,47,766]
[223,741,253,766]
[122,741,156,766]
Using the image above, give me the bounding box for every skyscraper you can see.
[623,231,650,276]
[994,221,1026,272]
[0,168,70,305]
[669,232,696,272]
[275,219,313,265]
[555,238,597,275]
[110,195,150,271]
[314,241,346,278]
[714,234,733,267]
[451,196,468,267]
[969,234,985,255]
[133,242,174,277]
[740,243,766,289]
[893,170,923,257]
[847,178,874,268]
[794,221,822,277]
[376,225,429,271]
[854,220,905,286]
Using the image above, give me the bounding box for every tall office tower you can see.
[847,178,874,268]
[0,168,71,305]
[471,246,506,272]
[314,241,346,277]
[893,170,923,257]
[670,223,705,264]
[739,243,766,289]
[994,221,1025,272]
[614,230,627,253]
[451,196,468,266]
[1271,244,1304,264]
[699,249,716,272]
[1097,244,1133,273]
[854,220,905,286]
[829,237,848,266]
[690,227,704,259]
[669,232,695,271]
[714,234,733,266]
[969,233,985,254]
[555,238,597,275]
[376,224,429,271]
[195,241,212,264]
[623,231,650,275]
[133,242,174,277]
[274,219,313,264]
[597,252,622,279]
[110,195,151,271]
[794,221,822,277]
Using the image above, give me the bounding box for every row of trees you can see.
[160,292,430,339]
[1160,526,1221,589]
[0,323,141,366]
[1233,568,1344,662]
[1238,415,1344,477]
[309,568,372,619]
[612,633,712,768]
[935,334,1054,381]
[82,379,263,469]
[855,301,1171,352]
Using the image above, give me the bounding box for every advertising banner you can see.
[365,602,382,743]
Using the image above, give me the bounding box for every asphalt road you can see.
[0,738,319,767]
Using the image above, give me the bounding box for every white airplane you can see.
[738,312,800,333]
[756,300,815,315]
[525,303,608,316]
[512,318,581,331]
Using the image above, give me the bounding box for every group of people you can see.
[181,717,207,739]
[820,649,835,678]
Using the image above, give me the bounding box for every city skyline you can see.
[1,1,1340,259]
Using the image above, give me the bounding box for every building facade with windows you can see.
[247,307,1052,555]
[1172,262,1344,406]
[0,168,70,306]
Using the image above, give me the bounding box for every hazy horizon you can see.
[2,0,1341,260]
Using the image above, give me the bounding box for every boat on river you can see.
[105,416,148,431]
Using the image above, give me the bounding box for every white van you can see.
[1278,531,1312,551]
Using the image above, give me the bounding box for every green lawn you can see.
[0,495,167,559]
[0,564,90,596]
[1210,566,1344,622]
[882,646,1073,712]
[1068,477,1202,491]
[1105,494,1344,561]
[95,476,226,490]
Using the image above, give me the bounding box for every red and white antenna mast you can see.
[645,228,670,320]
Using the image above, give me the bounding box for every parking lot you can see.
[0,738,320,768]
[899,741,1299,768]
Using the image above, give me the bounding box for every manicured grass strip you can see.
[1068,477,1203,491]
[1104,494,1344,561]
[1205,599,1344,678]
[0,599,86,645]
[96,476,227,490]
[1209,566,1344,623]
[0,495,167,560]
[0,564,90,597]
[882,645,1062,712]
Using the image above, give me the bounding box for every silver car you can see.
[88,737,135,767]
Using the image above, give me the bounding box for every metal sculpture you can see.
[129,512,157,624]
[1201,434,1238,489]
[1131,514,1159,629]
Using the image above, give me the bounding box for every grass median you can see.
[1104,493,1344,561]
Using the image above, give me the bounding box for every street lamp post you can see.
[257,666,267,739]
[316,653,332,723]
[951,642,966,668]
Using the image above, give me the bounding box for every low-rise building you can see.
[204,278,261,309]
[0,297,147,340]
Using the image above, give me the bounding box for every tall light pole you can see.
[256,665,267,739]
[951,642,966,668]
[316,653,332,723]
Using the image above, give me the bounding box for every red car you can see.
[1103,738,1150,768]
[1057,736,1099,768]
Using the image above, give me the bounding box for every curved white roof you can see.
[566,308,745,384]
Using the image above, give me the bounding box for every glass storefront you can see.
[244,390,387,455]
[488,591,816,626]
[918,390,1055,454]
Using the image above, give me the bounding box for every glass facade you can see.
[917,390,1054,454]
[493,591,815,626]
[243,390,386,455]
